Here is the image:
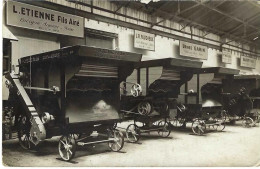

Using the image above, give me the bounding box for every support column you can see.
[60,61,66,125]
[196,73,200,104]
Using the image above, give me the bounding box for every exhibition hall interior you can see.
[2,0,260,167]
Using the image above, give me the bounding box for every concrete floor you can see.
[2,121,260,167]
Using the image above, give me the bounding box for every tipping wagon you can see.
[120,58,203,142]
[174,67,239,135]
[222,74,260,127]
[4,45,142,161]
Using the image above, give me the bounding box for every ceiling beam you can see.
[226,12,260,34]
[59,0,260,48]
[22,0,260,54]
[242,30,260,38]
[176,3,201,15]
[137,2,257,47]
[248,0,260,10]
[180,1,226,32]
[209,16,229,28]
[190,1,225,20]
[151,2,201,27]
[115,2,131,13]
[202,31,211,37]
[209,2,248,28]
[149,1,172,15]
[114,2,125,13]
[195,0,260,32]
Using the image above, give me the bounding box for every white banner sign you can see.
[222,48,232,64]
[179,41,208,60]
[134,30,155,51]
[240,55,256,69]
[6,1,84,37]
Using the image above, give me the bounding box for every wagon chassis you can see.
[4,45,142,161]
[225,111,260,128]
[121,110,171,143]
[15,98,125,161]
[57,128,124,161]
[171,107,226,136]
[224,94,260,127]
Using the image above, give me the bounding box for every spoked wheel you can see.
[214,123,225,132]
[17,116,35,150]
[131,83,142,97]
[213,117,226,132]
[191,119,206,136]
[58,135,76,161]
[126,124,141,143]
[242,117,254,128]
[108,129,124,152]
[137,101,152,116]
[220,110,227,123]
[158,121,171,138]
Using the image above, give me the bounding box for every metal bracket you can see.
[24,86,60,94]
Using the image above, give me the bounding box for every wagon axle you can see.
[58,129,124,161]
[126,120,171,143]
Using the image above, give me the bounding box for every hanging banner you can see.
[222,48,232,64]
[6,1,84,37]
[179,41,208,60]
[240,54,256,69]
[134,30,155,51]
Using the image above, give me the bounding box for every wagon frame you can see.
[120,58,203,142]
[174,67,240,135]
[4,45,142,161]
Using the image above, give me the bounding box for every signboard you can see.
[134,30,155,51]
[179,41,208,60]
[6,1,84,37]
[222,48,232,64]
[240,54,256,69]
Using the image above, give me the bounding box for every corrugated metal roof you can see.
[112,0,260,48]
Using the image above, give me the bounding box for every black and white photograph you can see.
[1,0,260,167]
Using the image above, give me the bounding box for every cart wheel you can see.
[58,135,76,161]
[216,123,225,132]
[131,83,142,97]
[158,121,171,137]
[108,129,124,152]
[242,117,254,128]
[220,110,227,122]
[137,101,152,116]
[17,116,36,150]
[126,124,140,143]
[191,119,206,135]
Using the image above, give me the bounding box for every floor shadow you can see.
[72,143,126,160]
[140,134,173,141]
[188,133,207,136]
[56,158,79,164]
[3,140,61,156]
[224,123,243,127]
[170,127,193,134]
[125,141,142,145]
